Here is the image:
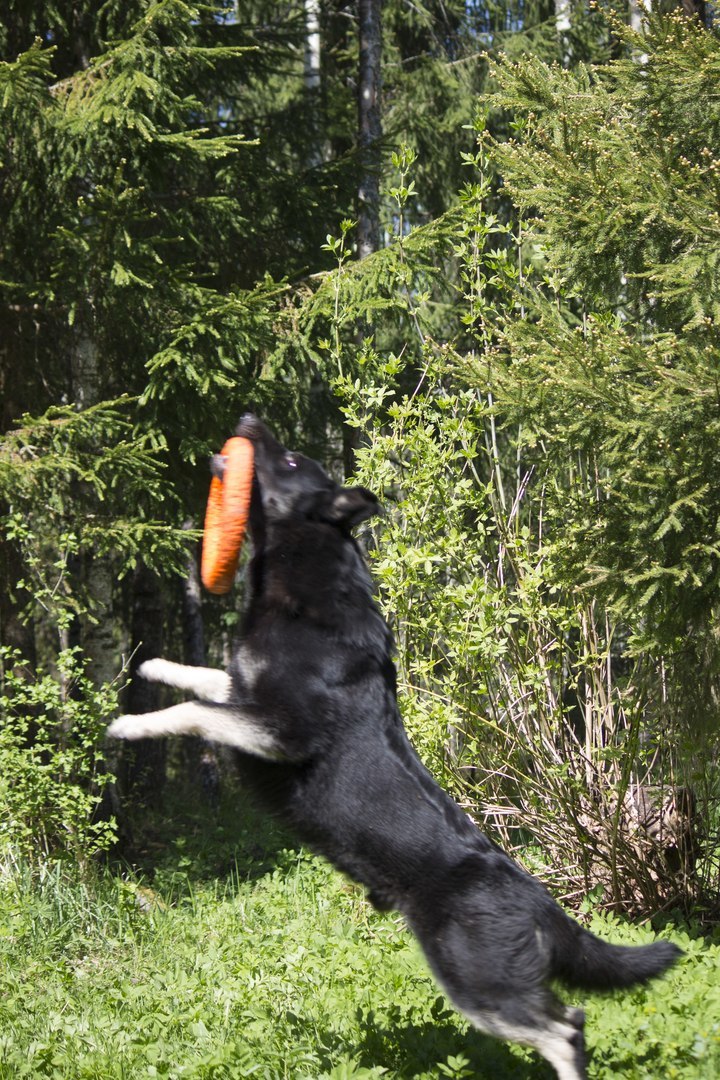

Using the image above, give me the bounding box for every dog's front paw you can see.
[107,715,149,741]
[136,657,170,683]
[210,453,227,480]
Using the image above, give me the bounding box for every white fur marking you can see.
[137,658,232,703]
[466,1010,583,1080]
[107,701,282,759]
[235,645,268,690]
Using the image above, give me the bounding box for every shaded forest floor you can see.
[0,773,718,1079]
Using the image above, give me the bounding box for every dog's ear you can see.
[326,486,382,528]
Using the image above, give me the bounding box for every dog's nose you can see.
[235,413,258,438]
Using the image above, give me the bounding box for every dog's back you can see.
[231,505,480,908]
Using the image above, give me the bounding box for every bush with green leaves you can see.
[475,12,720,907]
[306,14,720,916]
[0,401,193,867]
[342,354,705,913]
[0,647,118,869]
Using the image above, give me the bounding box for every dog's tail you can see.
[553,915,682,991]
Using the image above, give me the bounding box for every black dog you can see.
[108,415,681,1080]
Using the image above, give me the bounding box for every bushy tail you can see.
[553,916,682,991]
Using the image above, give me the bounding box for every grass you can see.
[0,780,718,1079]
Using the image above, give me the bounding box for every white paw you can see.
[106,715,148,741]
[137,657,171,682]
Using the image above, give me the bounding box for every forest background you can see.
[1,1,720,1077]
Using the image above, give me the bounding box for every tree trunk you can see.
[122,562,167,803]
[0,530,36,676]
[70,329,119,687]
[347,0,383,477]
[84,555,117,686]
[680,0,707,25]
[69,325,136,831]
[357,0,382,262]
[628,0,651,33]
[0,359,36,671]
[181,523,221,808]
[304,0,321,93]
[304,0,323,169]
[182,523,206,668]
[555,0,571,67]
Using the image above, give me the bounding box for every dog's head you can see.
[233,414,381,535]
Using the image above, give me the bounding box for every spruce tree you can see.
[484,13,720,699]
[0,1,292,825]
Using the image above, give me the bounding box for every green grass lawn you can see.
[0,785,718,1079]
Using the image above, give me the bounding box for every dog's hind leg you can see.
[464,1004,586,1080]
[107,701,284,759]
[136,658,232,703]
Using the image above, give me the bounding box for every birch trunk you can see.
[304,0,323,168]
[304,0,321,93]
[628,0,651,33]
[346,0,383,476]
[555,0,571,68]
[70,326,133,827]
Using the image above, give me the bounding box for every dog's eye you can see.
[285,454,298,469]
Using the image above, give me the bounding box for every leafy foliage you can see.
[302,16,720,914]
[0,647,118,867]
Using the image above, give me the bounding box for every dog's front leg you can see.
[136,658,232,703]
[107,701,285,760]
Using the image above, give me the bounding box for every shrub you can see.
[326,16,720,917]
[0,647,118,870]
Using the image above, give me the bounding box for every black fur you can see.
[114,415,682,1080]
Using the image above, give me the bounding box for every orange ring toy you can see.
[201,436,254,594]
